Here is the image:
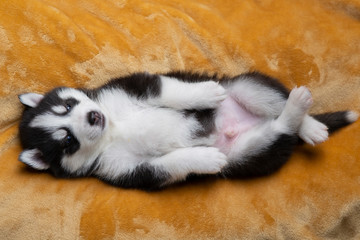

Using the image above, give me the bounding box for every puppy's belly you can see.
[214,96,261,154]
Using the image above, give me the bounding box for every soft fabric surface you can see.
[1,0,360,239]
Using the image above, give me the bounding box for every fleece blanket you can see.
[1,0,360,239]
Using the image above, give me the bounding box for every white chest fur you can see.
[95,89,204,177]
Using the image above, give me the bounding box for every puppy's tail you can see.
[312,110,358,134]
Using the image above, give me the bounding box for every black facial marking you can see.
[60,129,80,155]
[49,97,79,115]
[19,127,66,176]
[64,98,79,113]
[65,135,72,145]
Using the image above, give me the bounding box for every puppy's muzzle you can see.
[87,111,105,129]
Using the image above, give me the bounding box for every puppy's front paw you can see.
[195,81,227,108]
[193,147,228,174]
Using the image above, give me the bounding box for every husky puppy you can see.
[18,72,358,190]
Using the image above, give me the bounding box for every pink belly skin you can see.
[214,96,261,154]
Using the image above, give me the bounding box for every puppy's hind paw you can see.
[299,117,329,145]
[289,86,313,111]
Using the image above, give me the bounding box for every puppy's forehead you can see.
[58,88,89,101]
[28,88,88,130]
[30,112,71,130]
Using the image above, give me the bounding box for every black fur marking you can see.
[313,111,353,134]
[20,87,67,120]
[184,109,216,137]
[49,156,73,178]
[102,163,170,191]
[61,128,80,155]
[19,87,76,140]
[61,98,79,115]
[164,71,231,83]
[19,128,72,178]
[221,134,298,178]
[80,88,98,100]
[100,72,161,100]
[52,156,100,179]
[165,71,289,99]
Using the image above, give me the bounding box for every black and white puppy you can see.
[18,72,358,190]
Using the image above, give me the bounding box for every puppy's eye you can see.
[61,130,79,155]
[65,103,71,111]
[63,98,78,113]
[64,134,73,147]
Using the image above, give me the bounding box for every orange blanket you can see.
[1,0,360,239]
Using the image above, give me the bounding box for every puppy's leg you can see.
[103,147,227,190]
[152,76,227,110]
[227,76,329,145]
[223,87,312,177]
[150,147,227,186]
[276,86,313,132]
[225,76,288,118]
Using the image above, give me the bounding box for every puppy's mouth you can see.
[99,113,105,130]
[88,111,106,130]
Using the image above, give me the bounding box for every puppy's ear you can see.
[19,149,49,170]
[18,93,44,108]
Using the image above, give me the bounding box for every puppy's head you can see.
[18,87,106,177]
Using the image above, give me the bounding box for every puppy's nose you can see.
[88,111,101,126]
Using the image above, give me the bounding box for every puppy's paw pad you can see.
[289,86,313,110]
[300,119,329,145]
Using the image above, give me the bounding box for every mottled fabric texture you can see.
[1,0,360,239]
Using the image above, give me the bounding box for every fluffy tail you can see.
[312,111,358,134]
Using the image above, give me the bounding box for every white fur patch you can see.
[151,147,227,184]
[225,78,286,117]
[52,105,67,114]
[30,113,71,130]
[52,129,67,140]
[158,76,226,109]
[61,146,101,174]
[19,93,44,108]
[346,111,359,123]
[299,115,328,145]
[19,149,49,170]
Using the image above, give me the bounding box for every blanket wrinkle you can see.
[0,0,360,239]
